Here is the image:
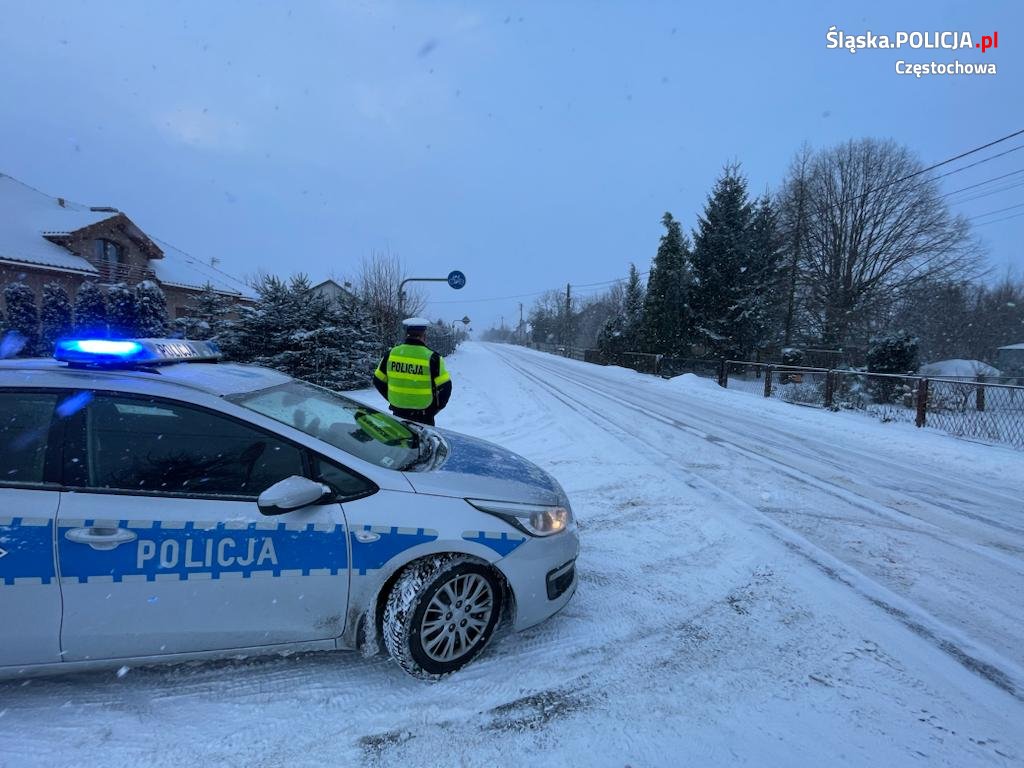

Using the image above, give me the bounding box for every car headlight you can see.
[466,499,573,537]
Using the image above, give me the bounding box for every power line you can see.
[927,143,1024,184]
[572,270,651,289]
[965,201,1024,220]
[971,210,1024,227]
[939,168,1024,199]
[952,179,1024,206]
[430,131,1024,312]
[428,288,552,305]
[827,134,1024,211]
[427,270,651,305]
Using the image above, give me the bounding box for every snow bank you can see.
[665,372,721,390]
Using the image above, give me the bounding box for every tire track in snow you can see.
[488,344,1024,701]
[519,350,1024,565]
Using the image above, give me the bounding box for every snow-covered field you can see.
[4,342,1023,767]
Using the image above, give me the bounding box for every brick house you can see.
[0,172,255,322]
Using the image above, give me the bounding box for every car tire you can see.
[383,556,503,679]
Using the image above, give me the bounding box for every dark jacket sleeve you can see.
[429,353,452,413]
[435,380,453,410]
[372,351,389,398]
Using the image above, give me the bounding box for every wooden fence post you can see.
[764,365,774,398]
[824,370,836,409]
[718,358,728,388]
[916,378,930,428]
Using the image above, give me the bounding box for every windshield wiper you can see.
[398,426,446,471]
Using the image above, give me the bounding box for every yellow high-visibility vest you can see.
[374,344,450,410]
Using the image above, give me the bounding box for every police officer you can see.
[373,318,452,426]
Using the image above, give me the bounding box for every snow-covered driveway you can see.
[4,342,1023,767]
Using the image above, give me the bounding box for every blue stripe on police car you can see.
[50,521,441,583]
[461,530,527,557]
[58,519,349,582]
[0,518,55,585]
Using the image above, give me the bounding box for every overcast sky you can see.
[1,1,1021,330]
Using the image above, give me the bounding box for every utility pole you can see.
[563,283,572,346]
[518,302,524,343]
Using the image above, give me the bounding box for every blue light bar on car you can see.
[54,338,222,366]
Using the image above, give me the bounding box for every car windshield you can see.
[229,380,419,471]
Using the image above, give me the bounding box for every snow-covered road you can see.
[5,342,1023,767]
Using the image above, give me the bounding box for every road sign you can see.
[461,315,471,325]
[447,270,466,290]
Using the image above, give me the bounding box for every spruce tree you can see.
[107,283,138,338]
[134,280,169,337]
[867,332,919,403]
[746,194,786,353]
[333,291,379,386]
[220,274,377,390]
[641,213,693,355]
[39,282,73,355]
[218,274,293,364]
[623,262,645,350]
[691,164,754,358]
[176,283,232,340]
[597,314,628,355]
[73,281,109,336]
[3,282,40,356]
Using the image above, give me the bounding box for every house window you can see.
[94,238,124,266]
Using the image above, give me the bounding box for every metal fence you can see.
[526,342,1024,451]
[725,362,1024,450]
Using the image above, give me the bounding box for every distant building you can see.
[0,173,255,320]
[310,278,356,304]
[996,343,1024,378]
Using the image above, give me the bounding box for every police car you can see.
[0,338,578,679]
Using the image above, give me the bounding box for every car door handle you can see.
[65,527,138,551]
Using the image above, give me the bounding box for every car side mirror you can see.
[257,476,332,516]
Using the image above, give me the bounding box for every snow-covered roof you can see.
[918,359,1002,378]
[0,172,255,299]
[0,174,107,273]
[149,238,256,299]
[997,343,1024,351]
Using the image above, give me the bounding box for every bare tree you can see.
[352,249,426,352]
[800,138,980,348]
[528,290,567,344]
[574,287,624,348]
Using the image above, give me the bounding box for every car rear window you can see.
[0,391,57,487]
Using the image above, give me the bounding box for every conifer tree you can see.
[219,274,379,390]
[39,282,73,355]
[596,314,628,355]
[134,280,169,337]
[2,282,39,356]
[691,164,755,358]
[73,281,108,337]
[622,262,646,350]
[641,213,693,355]
[746,194,786,352]
[107,283,138,338]
[176,283,233,340]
